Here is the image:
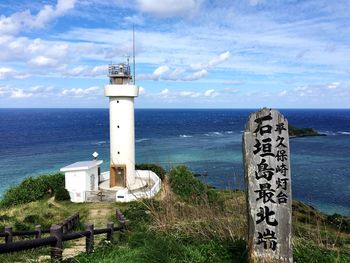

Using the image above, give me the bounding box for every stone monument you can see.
[243,108,293,263]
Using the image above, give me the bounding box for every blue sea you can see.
[0,109,349,216]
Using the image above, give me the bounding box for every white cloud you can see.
[0,67,31,80]
[160,88,169,95]
[204,89,219,97]
[139,65,170,80]
[61,86,101,97]
[29,56,58,67]
[30,86,56,95]
[0,67,15,80]
[328,82,340,89]
[179,91,201,98]
[65,65,107,77]
[139,87,146,95]
[279,90,288,96]
[153,65,170,78]
[10,89,33,98]
[163,68,186,80]
[123,15,144,25]
[0,0,77,35]
[182,69,208,81]
[190,51,231,71]
[208,51,231,68]
[136,0,202,18]
[0,85,104,99]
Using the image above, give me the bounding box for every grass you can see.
[0,165,349,262]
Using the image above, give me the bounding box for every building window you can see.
[118,151,120,154]
[117,100,119,103]
[117,125,120,128]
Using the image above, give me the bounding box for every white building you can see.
[60,160,102,202]
[60,61,161,203]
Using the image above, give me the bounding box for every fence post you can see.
[67,217,72,232]
[74,213,79,228]
[107,222,114,242]
[116,209,128,231]
[4,226,13,244]
[62,220,68,234]
[50,224,63,262]
[35,225,42,239]
[85,224,94,253]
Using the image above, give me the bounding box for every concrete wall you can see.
[65,167,99,202]
[109,96,136,187]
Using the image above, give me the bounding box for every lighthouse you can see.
[60,44,161,202]
[104,61,146,190]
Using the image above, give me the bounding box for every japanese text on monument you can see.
[243,108,293,263]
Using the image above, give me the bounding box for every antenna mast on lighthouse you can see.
[133,24,136,85]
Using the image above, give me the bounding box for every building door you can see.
[90,174,95,190]
[110,165,126,188]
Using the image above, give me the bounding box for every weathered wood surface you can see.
[243,108,293,263]
[0,209,127,261]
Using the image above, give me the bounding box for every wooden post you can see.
[50,224,63,262]
[73,213,78,226]
[4,226,13,244]
[35,225,42,239]
[243,108,293,263]
[62,220,68,234]
[107,222,114,242]
[67,217,72,231]
[85,224,94,253]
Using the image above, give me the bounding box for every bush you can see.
[23,214,41,224]
[55,187,71,201]
[168,165,218,204]
[0,173,65,208]
[135,163,166,180]
[14,220,29,231]
[326,213,350,233]
[294,239,350,263]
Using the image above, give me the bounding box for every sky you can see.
[0,0,349,108]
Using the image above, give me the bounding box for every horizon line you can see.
[0,107,350,110]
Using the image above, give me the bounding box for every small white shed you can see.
[60,160,103,203]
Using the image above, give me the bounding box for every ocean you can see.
[0,109,349,216]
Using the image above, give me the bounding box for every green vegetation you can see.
[54,187,71,201]
[0,165,349,263]
[0,173,65,208]
[168,165,218,204]
[288,125,323,137]
[136,163,167,180]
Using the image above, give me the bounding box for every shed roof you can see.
[60,160,103,172]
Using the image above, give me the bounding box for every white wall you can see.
[109,97,136,186]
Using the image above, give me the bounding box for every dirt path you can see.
[59,202,116,260]
[62,203,116,259]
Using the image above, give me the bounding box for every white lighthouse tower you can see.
[60,33,161,202]
[104,61,145,190]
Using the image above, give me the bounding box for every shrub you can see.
[14,220,29,231]
[0,173,65,208]
[168,165,218,204]
[135,163,166,180]
[326,213,350,233]
[23,214,41,224]
[55,187,71,201]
